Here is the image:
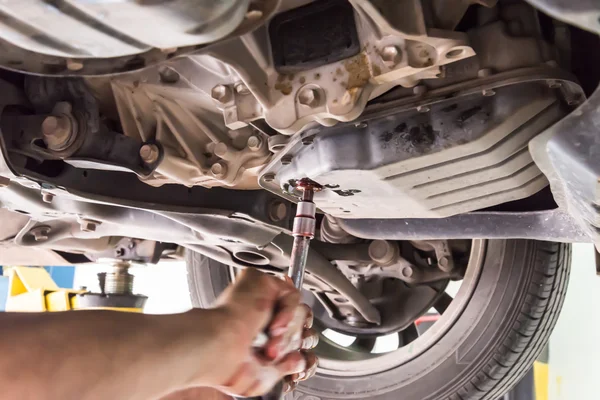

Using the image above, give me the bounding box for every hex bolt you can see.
[477,68,493,78]
[263,173,276,183]
[158,66,180,84]
[298,88,320,108]
[30,226,50,242]
[211,84,232,103]
[268,200,287,222]
[547,80,562,89]
[482,89,496,97]
[79,219,98,233]
[301,136,314,145]
[413,85,427,96]
[417,105,431,113]
[210,162,228,179]
[381,45,400,66]
[41,191,55,203]
[139,144,160,164]
[246,135,262,151]
[234,82,250,95]
[281,155,293,165]
[42,115,73,150]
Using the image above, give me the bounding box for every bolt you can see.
[298,88,320,108]
[417,105,430,113]
[263,173,276,183]
[139,144,160,164]
[354,122,367,128]
[42,115,73,150]
[246,135,262,151]
[211,84,232,103]
[30,226,50,242]
[413,85,427,96]
[79,219,97,233]
[268,200,287,222]
[381,45,400,66]
[66,59,84,71]
[547,80,562,89]
[210,162,228,179]
[482,89,496,97]
[477,68,493,78]
[234,82,250,95]
[281,155,293,165]
[41,191,55,203]
[401,266,414,278]
[158,66,180,84]
[301,136,314,145]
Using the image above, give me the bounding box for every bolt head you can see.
[211,84,232,103]
[158,66,180,84]
[413,85,427,96]
[381,46,400,66]
[298,88,320,108]
[139,144,160,164]
[210,162,228,179]
[246,135,262,151]
[268,201,287,222]
[263,173,276,183]
[401,266,413,278]
[42,115,74,150]
[234,82,250,95]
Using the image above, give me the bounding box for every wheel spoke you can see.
[433,292,453,314]
[350,336,377,352]
[399,323,419,346]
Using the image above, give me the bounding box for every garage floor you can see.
[73,244,599,400]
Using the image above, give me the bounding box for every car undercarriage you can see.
[0,0,598,399]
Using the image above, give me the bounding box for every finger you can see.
[269,290,302,335]
[299,352,319,381]
[301,328,319,350]
[303,304,314,329]
[244,353,306,396]
[220,361,259,397]
[283,378,298,394]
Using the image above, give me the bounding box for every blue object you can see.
[44,266,75,289]
[0,276,8,312]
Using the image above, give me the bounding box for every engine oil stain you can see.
[343,52,371,89]
[380,122,438,154]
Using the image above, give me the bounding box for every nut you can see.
[298,88,320,108]
[211,84,232,103]
[139,144,160,164]
[381,45,401,66]
[210,162,228,179]
[246,135,262,151]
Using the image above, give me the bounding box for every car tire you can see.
[186,239,570,400]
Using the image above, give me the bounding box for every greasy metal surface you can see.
[526,0,600,35]
[259,68,584,218]
[0,0,252,75]
[338,210,590,242]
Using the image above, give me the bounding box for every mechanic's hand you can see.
[202,268,318,397]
